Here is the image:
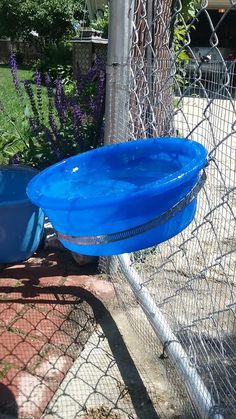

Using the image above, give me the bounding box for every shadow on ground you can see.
[0,383,18,418]
[0,249,159,418]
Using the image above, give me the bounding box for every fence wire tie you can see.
[56,169,207,246]
[159,339,180,359]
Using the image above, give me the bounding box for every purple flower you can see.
[72,105,83,148]
[73,104,82,123]
[45,73,54,118]
[76,63,97,95]
[9,153,21,165]
[43,127,60,157]
[44,127,53,144]
[55,78,67,123]
[76,68,86,95]
[34,70,41,87]
[34,70,43,112]
[48,114,63,149]
[89,98,96,116]
[7,53,106,169]
[49,114,58,134]
[24,80,39,122]
[86,64,98,81]
[9,53,21,92]
[29,117,39,135]
[90,69,106,119]
[45,73,53,99]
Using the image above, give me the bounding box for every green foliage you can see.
[174,24,191,85]
[173,0,198,86]
[37,44,72,67]
[48,65,74,91]
[0,0,84,42]
[181,0,199,20]
[90,5,109,38]
[34,43,73,85]
[0,54,106,170]
[0,66,34,165]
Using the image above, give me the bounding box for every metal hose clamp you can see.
[56,170,207,246]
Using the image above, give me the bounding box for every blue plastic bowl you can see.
[0,166,44,263]
[27,138,207,256]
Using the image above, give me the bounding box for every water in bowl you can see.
[42,155,180,202]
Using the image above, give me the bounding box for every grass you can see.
[0,65,32,164]
[0,64,48,165]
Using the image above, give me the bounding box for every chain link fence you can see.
[2,247,167,419]
[0,1,235,417]
[103,1,236,417]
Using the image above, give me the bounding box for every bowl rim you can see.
[26,137,208,210]
[0,165,38,207]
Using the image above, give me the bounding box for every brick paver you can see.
[0,248,114,418]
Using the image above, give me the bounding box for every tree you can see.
[127,0,199,138]
[0,0,86,42]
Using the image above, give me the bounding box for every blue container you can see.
[27,138,207,256]
[0,166,44,263]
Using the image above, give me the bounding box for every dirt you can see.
[82,406,121,419]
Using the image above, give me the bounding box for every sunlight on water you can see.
[44,157,180,201]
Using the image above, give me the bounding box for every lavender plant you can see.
[9,53,21,92]
[8,54,106,169]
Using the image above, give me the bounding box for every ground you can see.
[0,246,180,419]
[0,247,109,418]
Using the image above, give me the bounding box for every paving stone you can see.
[0,303,11,315]
[0,332,23,361]
[35,351,72,379]
[38,275,65,287]
[24,336,47,352]
[22,308,46,326]
[0,248,103,417]
[0,291,30,300]
[46,303,73,319]
[15,372,54,418]
[5,340,39,369]
[0,308,18,326]
[0,278,20,287]
[43,347,66,362]
[2,366,21,386]
[1,369,54,418]
[11,318,36,334]
[36,318,64,340]
[8,302,27,315]
[5,264,26,271]
[49,330,73,348]
[64,275,115,302]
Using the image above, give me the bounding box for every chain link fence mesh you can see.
[0,1,235,417]
[2,248,169,419]
[102,1,236,417]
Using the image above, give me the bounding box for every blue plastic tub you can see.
[27,138,207,256]
[0,166,44,263]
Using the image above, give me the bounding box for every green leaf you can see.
[24,105,31,118]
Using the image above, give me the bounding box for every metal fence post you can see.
[104,0,134,144]
[117,254,224,419]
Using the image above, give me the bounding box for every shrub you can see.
[35,43,72,69]
[90,5,109,39]
[8,54,106,169]
[33,43,73,81]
